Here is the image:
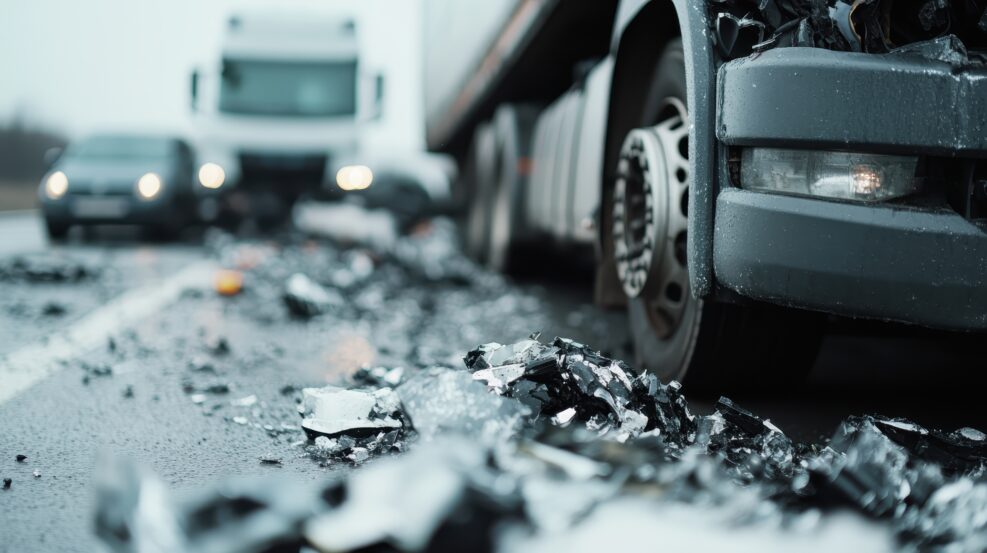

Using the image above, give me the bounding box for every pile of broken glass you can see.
[98,335,987,553]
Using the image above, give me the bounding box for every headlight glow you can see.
[198,162,226,189]
[136,173,163,199]
[336,165,373,191]
[45,171,69,199]
[740,149,920,203]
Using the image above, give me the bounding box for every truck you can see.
[189,9,384,224]
[424,0,987,389]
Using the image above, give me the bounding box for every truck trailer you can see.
[424,0,987,388]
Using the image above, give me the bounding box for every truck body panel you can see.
[424,0,987,340]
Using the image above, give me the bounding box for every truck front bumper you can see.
[714,190,987,330]
[712,46,987,330]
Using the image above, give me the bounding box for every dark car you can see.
[39,134,197,238]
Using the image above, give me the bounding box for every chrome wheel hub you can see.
[612,99,690,338]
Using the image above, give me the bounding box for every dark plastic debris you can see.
[282,273,345,319]
[2,478,10,490]
[16,454,27,462]
[710,0,987,58]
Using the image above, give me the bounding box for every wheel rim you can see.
[613,98,690,340]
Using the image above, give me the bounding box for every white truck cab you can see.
[190,10,383,220]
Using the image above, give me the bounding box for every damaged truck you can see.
[424,0,987,387]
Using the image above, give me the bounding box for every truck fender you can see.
[597,0,718,305]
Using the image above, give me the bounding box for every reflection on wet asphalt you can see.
[0,212,984,552]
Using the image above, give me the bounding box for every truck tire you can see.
[488,105,539,273]
[614,39,822,391]
[465,123,497,262]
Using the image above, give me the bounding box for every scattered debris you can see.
[259,457,283,466]
[2,478,10,490]
[282,274,345,319]
[94,325,987,553]
[122,385,135,399]
[0,254,100,283]
[32,470,41,479]
[464,336,695,446]
[81,362,113,380]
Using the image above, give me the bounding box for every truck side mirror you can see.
[43,147,63,169]
[372,74,385,121]
[190,70,200,113]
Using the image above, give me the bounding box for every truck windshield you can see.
[219,59,358,117]
[67,136,174,160]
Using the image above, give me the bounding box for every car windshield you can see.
[67,136,174,160]
[219,59,358,117]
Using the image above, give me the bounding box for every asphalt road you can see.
[0,211,983,551]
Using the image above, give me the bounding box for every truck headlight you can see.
[336,165,373,191]
[198,162,226,189]
[45,171,69,199]
[740,149,920,203]
[136,173,163,199]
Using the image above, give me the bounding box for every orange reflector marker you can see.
[214,270,244,297]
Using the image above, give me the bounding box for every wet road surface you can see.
[0,210,983,551]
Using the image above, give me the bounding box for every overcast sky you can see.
[0,0,424,149]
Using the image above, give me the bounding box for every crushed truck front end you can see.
[708,2,987,331]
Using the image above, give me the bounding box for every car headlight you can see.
[136,173,163,200]
[45,171,69,199]
[336,165,373,191]
[740,149,920,203]
[198,163,226,189]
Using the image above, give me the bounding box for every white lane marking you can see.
[0,260,216,404]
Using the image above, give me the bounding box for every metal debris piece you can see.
[259,457,283,466]
[464,337,695,446]
[703,397,797,482]
[299,386,405,451]
[282,273,345,319]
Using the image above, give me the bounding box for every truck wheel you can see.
[615,39,821,391]
[488,105,539,273]
[464,123,497,262]
[45,218,69,240]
